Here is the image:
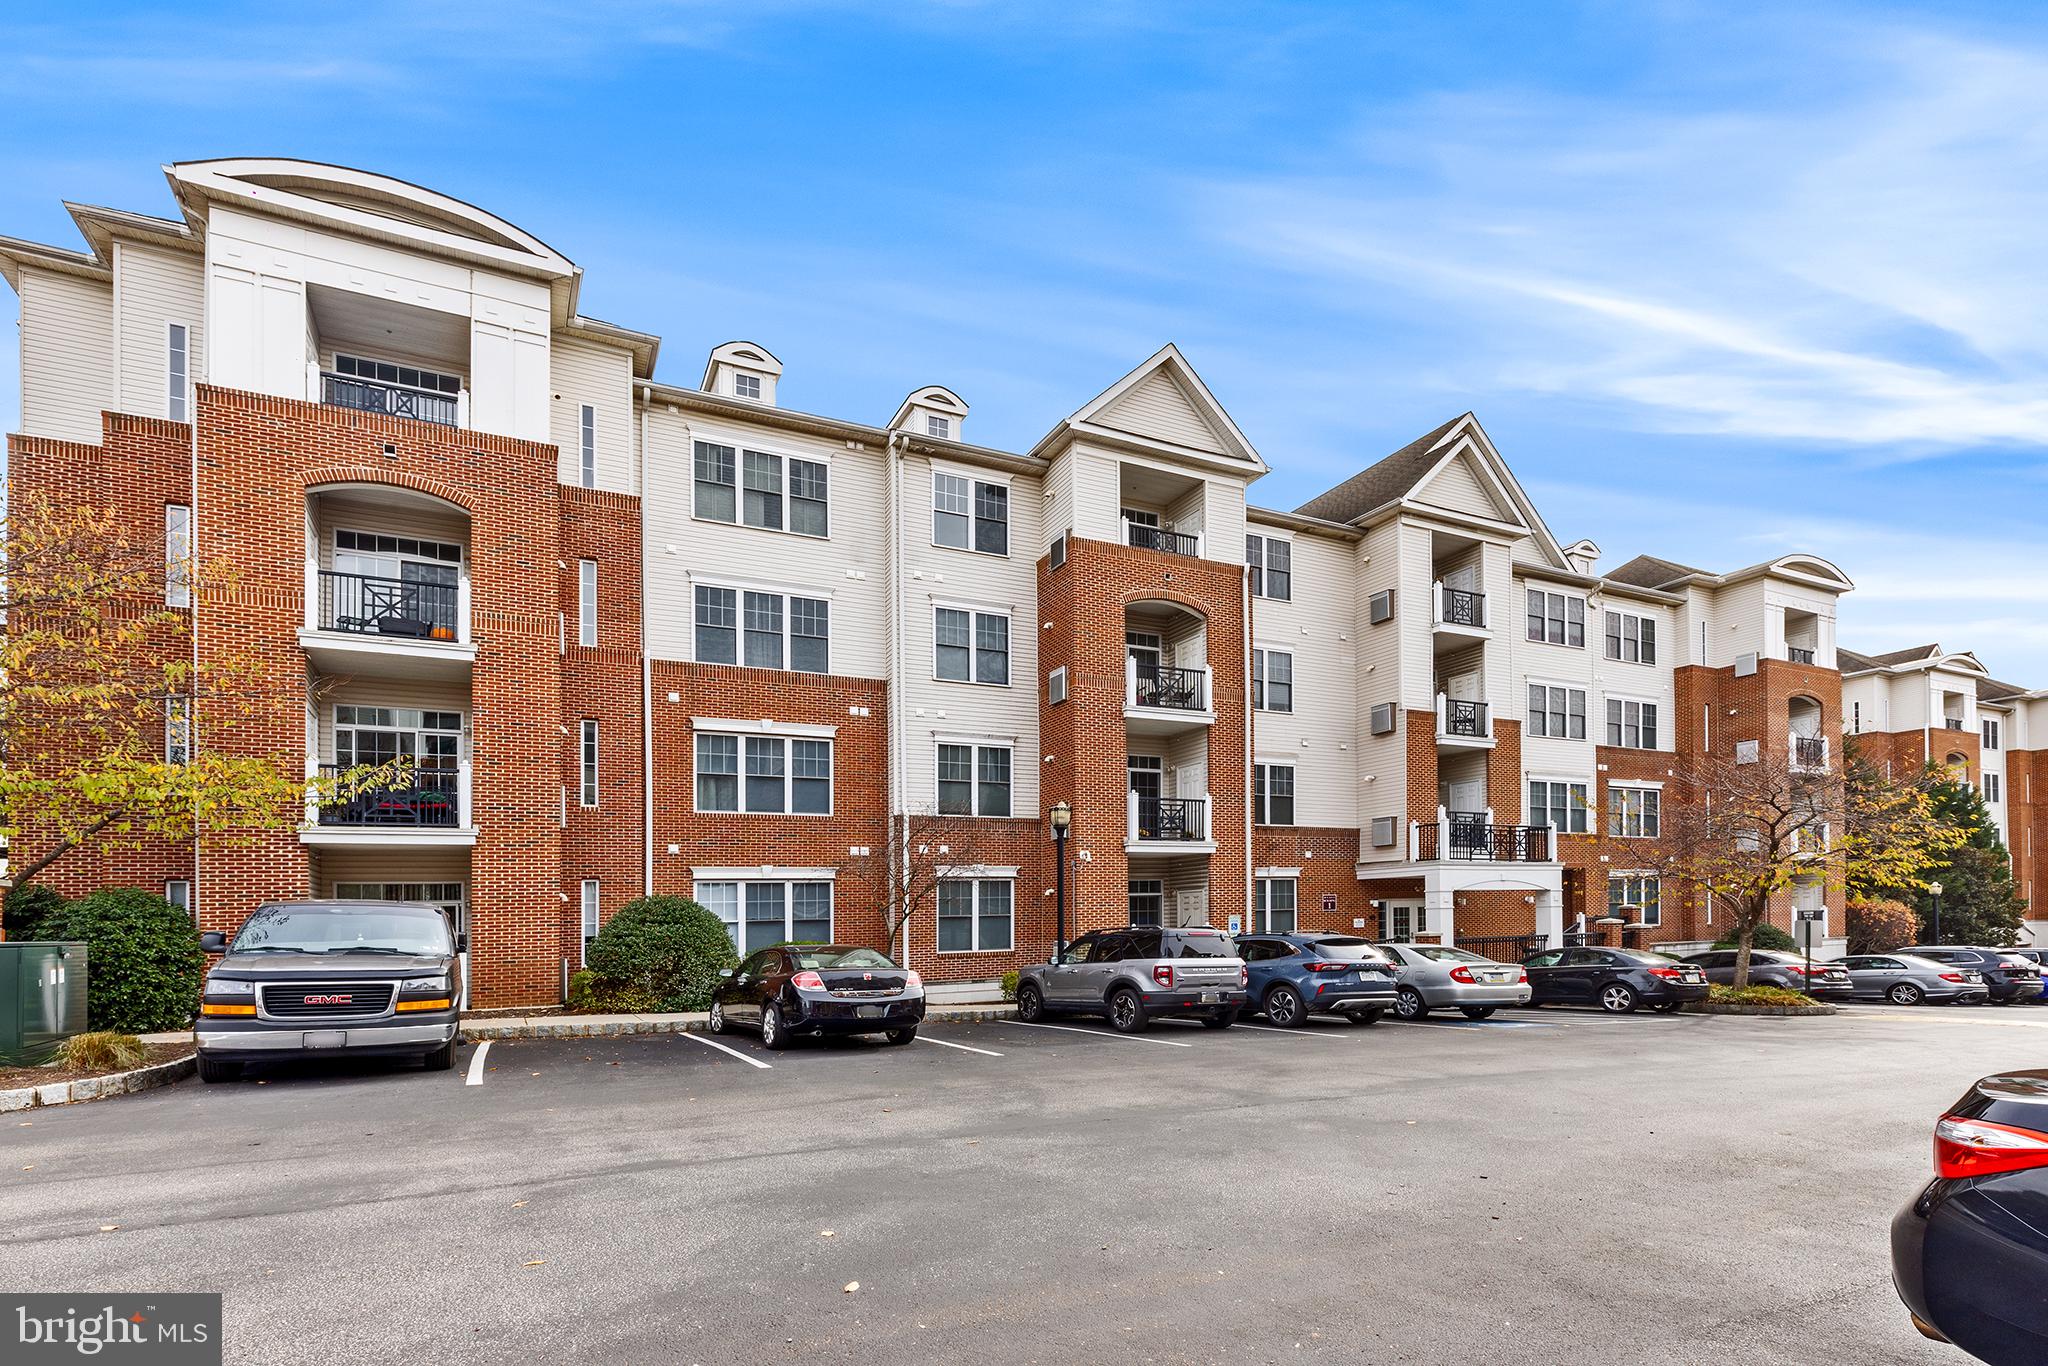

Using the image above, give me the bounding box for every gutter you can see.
[640,388,654,896]
[887,431,908,961]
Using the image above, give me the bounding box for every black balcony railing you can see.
[1943,718,1967,732]
[1135,797,1208,842]
[1788,646,1815,665]
[321,372,460,427]
[1794,735,1827,768]
[1126,523,1200,557]
[1415,820,1550,862]
[1442,699,1488,738]
[317,570,460,640]
[1439,587,1485,628]
[1133,663,1207,712]
[316,763,460,828]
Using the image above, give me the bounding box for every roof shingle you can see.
[1292,416,1467,525]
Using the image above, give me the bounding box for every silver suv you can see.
[1016,926,1247,1033]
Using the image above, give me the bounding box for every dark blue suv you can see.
[1234,933,1399,1027]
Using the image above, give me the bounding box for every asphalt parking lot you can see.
[5,1003,2043,1365]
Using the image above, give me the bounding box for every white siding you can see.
[550,335,634,493]
[1412,450,1507,521]
[114,242,205,419]
[18,265,113,443]
[312,494,468,571]
[1251,526,1357,829]
[1352,519,1407,860]
[1094,369,1226,454]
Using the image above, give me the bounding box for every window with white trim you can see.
[1526,589,1585,646]
[1046,666,1068,705]
[937,742,1011,816]
[580,880,600,964]
[165,696,191,766]
[1254,763,1296,826]
[938,878,1013,952]
[934,607,1009,685]
[1254,878,1297,933]
[926,414,951,439]
[335,353,462,396]
[1528,779,1590,834]
[578,560,597,647]
[733,372,762,401]
[692,585,829,672]
[167,323,190,423]
[693,732,832,814]
[1609,874,1661,927]
[1246,534,1291,600]
[933,471,1008,555]
[1606,698,1659,749]
[165,879,193,921]
[1128,879,1164,927]
[1527,684,1587,739]
[165,504,191,608]
[1607,785,1661,837]
[1252,649,1293,713]
[1984,718,2001,750]
[1986,773,2003,804]
[697,879,833,952]
[333,881,466,935]
[692,442,826,537]
[579,404,596,488]
[1604,609,1656,664]
[580,719,599,806]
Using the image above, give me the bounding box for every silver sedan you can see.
[1833,953,1989,1006]
[1375,943,1533,1020]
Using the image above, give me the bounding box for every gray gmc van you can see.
[196,900,463,1082]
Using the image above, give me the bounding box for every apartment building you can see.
[2,159,1855,1006]
[1842,647,2047,945]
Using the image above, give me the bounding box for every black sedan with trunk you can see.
[708,945,925,1049]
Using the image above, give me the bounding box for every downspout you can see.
[1243,564,1254,929]
[887,432,907,961]
[640,388,654,896]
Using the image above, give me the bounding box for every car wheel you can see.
[1263,985,1306,1028]
[883,1027,917,1046]
[708,999,729,1035]
[1599,982,1640,1013]
[1016,983,1046,1023]
[1200,1011,1235,1030]
[1460,1006,1497,1020]
[196,1055,239,1084]
[422,1038,455,1071]
[1393,987,1429,1021]
[760,1001,790,1050]
[1107,988,1149,1034]
[1348,1009,1382,1026]
[1888,982,1925,1007]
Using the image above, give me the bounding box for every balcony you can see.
[1126,793,1216,854]
[1943,717,1968,732]
[1787,646,1815,665]
[1432,582,1488,636]
[1124,520,1202,557]
[300,569,475,682]
[1410,810,1551,863]
[1124,658,1215,734]
[303,763,474,847]
[1791,733,1830,772]
[320,371,465,428]
[1435,696,1494,748]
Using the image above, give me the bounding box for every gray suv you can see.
[196,900,463,1081]
[1016,926,1247,1033]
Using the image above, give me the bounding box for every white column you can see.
[1125,654,1139,710]
[1535,886,1564,949]
[1424,882,1456,946]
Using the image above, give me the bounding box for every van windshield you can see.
[232,904,452,956]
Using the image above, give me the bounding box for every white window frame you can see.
[1525,587,1586,647]
[579,403,596,488]
[1527,777,1590,835]
[733,372,762,401]
[1246,533,1292,601]
[1983,718,2001,750]
[931,467,1010,557]
[1253,761,1296,827]
[690,441,829,538]
[1603,609,1657,664]
[691,581,832,674]
[1605,696,1660,750]
[1986,773,2003,804]
[165,879,193,921]
[1046,665,1069,706]
[580,719,599,807]
[1526,681,1588,739]
[165,503,192,608]
[1252,647,1294,713]
[1254,877,1298,933]
[932,604,1011,686]
[1607,783,1662,838]
[580,879,600,964]
[926,413,951,439]
[936,876,1015,953]
[578,559,598,647]
[695,876,836,951]
[1609,873,1661,927]
[692,730,835,816]
[935,740,1014,817]
[165,695,191,766]
[166,321,190,423]
[1128,878,1165,927]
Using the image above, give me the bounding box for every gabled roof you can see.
[1868,644,1942,666]
[1978,676,2033,704]
[1837,648,1881,675]
[1293,416,1465,524]
[1033,344,1265,472]
[1605,552,1853,595]
[1841,644,1992,680]
[1605,555,1710,590]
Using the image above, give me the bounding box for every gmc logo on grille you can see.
[304,994,352,1005]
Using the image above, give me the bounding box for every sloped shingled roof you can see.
[1603,554,1710,590]
[1293,416,1467,525]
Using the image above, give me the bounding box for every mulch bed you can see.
[0,1041,194,1092]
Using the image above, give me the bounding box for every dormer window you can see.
[927,414,951,439]
[734,372,762,401]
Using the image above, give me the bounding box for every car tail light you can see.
[1934,1116,2048,1180]
[1940,972,1965,983]
[1647,967,1683,979]
[1153,964,1174,989]
[791,971,825,990]
[1303,960,1349,973]
[1448,965,1476,984]
[1240,965,1250,987]
[905,970,922,988]
[1517,969,1529,983]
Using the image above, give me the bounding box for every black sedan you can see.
[1522,946,1709,1013]
[1893,1070,2048,1363]
[708,944,925,1049]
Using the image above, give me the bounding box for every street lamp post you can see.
[1050,801,1072,963]
[1929,879,1944,946]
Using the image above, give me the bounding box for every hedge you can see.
[578,895,738,1013]
[38,888,207,1034]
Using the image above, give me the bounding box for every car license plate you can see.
[1200,991,1219,1004]
[302,1031,347,1049]
[1482,971,1511,983]
[857,1005,885,1018]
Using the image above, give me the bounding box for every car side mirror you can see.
[718,969,733,979]
[455,932,469,954]
[199,931,227,954]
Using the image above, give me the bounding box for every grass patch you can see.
[1709,984,1815,1007]
[55,1031,147,1072]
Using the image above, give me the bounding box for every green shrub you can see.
[578,896,738,1013]
[3,882,68,941]
[38,888,206,1033]
[56,1031,147,1072]
[1000,970,1020,1003]
[1712,922,1797,953]
[1709,983,1814,1007]
[565,970,663,1015]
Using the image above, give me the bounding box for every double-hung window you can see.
[579,404,596,488]
[1528,779,1589,835]
[1128,879,1164,927]
[934,607,1010,685]
[693,442,827,537]
[693,585,829,673]
[932,471,1009,555]
[1986,774,2003,804]
[1246,534,1291,600]
[1253,763,1296,826]
[1606,698,1659,750]
[167,323,190,423]
[1526,589,1585,646]
[694,442,737,522]
[1254,878,1297,933]
[580,720,599,806]
[1526,685,1587,739]
[937,743,1011,816]
[1604,610,1655,664]
[165,879,193,921]
[937,878,1014,952]
[1607,785,1660,837]
[580,880,600,964]
[743,451,782,530]
[693,732,832,814]
[578,560,597,646]
[698,879,832,952]
[1609,874,1661,927]
[1252,649,1294,713]
[1983,719,2001,750]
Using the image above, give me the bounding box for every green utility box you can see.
[0,942,88,1066]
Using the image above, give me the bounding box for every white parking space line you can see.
[1000,1020,1193,1048]
[917,1035,1004,1057]
[678,1032,773,1069]
[464,1039,492,1086]
[1233,1023,1348,1040]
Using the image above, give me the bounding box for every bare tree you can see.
[863,803,1016,958]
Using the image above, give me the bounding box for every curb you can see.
[462,1003,1017,1042]
[1683,1002,1837,1017]
[0,1054,197,1113]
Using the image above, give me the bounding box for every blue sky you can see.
[4,0,2045,679]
